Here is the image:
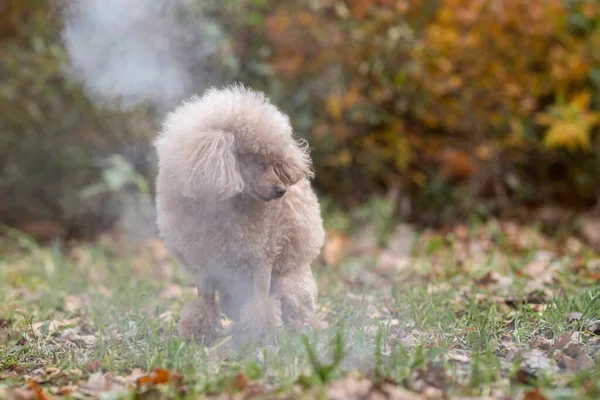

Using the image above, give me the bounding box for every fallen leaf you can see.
[0,318,12,341]
[32,318,80,337]
[241,383,266,398]
[85,360,102,373]
[440,148,477,180]
[9,364,25,374]
[55,385,78,396]
[28,380,47,400]
[587,320,600,335]
[551,332,572,352]
[523,387,549,400]
[79,372,130,396]
[522,255,556,293]
[327,375,372,400]
[371,378,424,400]
[64,295,88,312]
[529,335,552,350]
[79,372,110,396]
[123,369,147,385]
[377,252,410,276]
[158,310,175,324]
[565,341,586,359]
[137,368,171,387]
[567,312,583,322]
[60,328,97,347]
[580,215,600,253]
[12,388,36,400]
[231,373,248,391]
[555,352,576,370]
[574,352,595,371]
[323,230,347,267]
[446,349,471,363]
[520,349,559,374]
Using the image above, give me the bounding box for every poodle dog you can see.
[154,84,325,344]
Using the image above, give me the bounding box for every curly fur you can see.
[154,84,325,344]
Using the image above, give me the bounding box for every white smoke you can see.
[60,0,222,242]
[61,0,208,110]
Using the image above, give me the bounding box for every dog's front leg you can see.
[236,265,283,342]
[252,265,272,302]
[177,281,223,345]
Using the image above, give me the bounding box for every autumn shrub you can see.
[230,0,600,223]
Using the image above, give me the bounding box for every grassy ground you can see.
[1,215,599,399]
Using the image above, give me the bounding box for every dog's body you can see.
[154,85,324,343]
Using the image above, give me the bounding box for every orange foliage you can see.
[254,0,600,210]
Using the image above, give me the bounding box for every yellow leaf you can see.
[475,144,491,160]
[326,95,344,120]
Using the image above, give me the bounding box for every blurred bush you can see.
[0,0,157,239]
[226,0,600,224]
[4,0,600,239]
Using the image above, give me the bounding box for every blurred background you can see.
[3,0,600,245]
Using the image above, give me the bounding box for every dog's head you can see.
[235,138,313,201]
[155,84,313,201]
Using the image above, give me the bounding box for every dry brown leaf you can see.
[0,318,12,341]
[529,335,552,351]
[520,349,559,374]
[446,349,471,363]
[79,372,110,396]
[587,320,600,335]
[523,387,549,400]
[372,381,423,400]
[475,271,513,288]
[574,352,595,371]
[12,388,37,400]
[158,310,175,324]
[80,372,131,396]
[327,375,372,400]
[555,352,576,370]
[137,368,172,387]
[27,380,47,400]
[60,328,97,347]
[323,230,347,267]
[440,148,478,180]
[55,385,78,396]
[123,369,147,385]
[231,374,248,391]
[32,318,80,337]
[552,332,574,352]
[522,253,557,293]
[64,295,88,312]
[377,252,410,276]
[581,215,600,252]
[567,312,583,322]
[85,360,102,373]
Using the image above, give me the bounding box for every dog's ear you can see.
[278,139,314,185]
[155,129,244,199]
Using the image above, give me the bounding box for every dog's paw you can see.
[235,296,283,344]
[177,298,223,346]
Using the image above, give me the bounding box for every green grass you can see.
[0,220,599,399]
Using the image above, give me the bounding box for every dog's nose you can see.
[273,185,287,198]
